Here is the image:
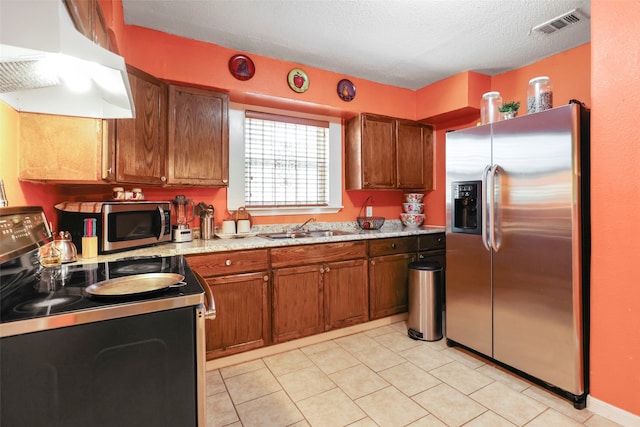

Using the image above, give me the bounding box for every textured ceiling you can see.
[122,0,591,90]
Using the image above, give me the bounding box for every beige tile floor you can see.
[206,321,622,427]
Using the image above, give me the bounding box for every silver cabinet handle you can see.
[225,259,232,266]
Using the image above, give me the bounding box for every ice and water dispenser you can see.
[451,181,482,235]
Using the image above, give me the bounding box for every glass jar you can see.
[527,76,553,114]
[480,91,502,125]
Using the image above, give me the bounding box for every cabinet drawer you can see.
[368,237,417,257]
[271,241,367,268]
[187,249,269,277]
[418,233,445,251]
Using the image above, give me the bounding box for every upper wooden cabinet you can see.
[396,119,434,190]
[345,113,434,190]
[19,113,111,183]
[112,67,229,186]
[64,0,109,49]
[113,66,167,185]
[166,85,229,186]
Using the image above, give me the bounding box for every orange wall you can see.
[590,0,640,416]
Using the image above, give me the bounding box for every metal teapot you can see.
[52,231,78,263]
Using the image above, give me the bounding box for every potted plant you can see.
[498,101,520,119]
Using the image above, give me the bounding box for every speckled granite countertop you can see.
[82,220,445,263]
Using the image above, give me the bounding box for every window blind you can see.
[244,111,329,207]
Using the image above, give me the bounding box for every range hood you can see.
[0,0,135,119]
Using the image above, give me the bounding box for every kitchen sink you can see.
[260,229,356,240]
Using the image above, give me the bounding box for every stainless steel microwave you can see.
[55,201,172,254]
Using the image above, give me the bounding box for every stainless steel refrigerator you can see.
[445,102,589,408]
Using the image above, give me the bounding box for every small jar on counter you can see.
[112,187,125,200]
[527,76,553,114]
[480,91,502,125]
[132,188,144,200]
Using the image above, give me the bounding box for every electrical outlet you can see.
[365,206,373,217]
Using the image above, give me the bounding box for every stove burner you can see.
[14,295,83,314]
[111,263,163,275]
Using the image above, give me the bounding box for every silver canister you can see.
[200,205,215,240]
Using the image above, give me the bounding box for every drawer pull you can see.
[391,243,396,249]
[263,275,269,282]
[225,259,232,266]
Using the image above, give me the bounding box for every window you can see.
[228,104,343,216]
[244,111,328,207]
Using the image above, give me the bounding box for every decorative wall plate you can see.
[287,68,309,93]
[337,79,356,101]
[228,54,255,81]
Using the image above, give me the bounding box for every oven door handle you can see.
[194,271,216,320]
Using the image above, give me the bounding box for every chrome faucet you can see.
[292,217,316,232]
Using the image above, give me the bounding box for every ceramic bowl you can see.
[402,202,424,214]
[404,193,424,203]
[400,213,425,228]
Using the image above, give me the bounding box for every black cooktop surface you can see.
[0,253,204,324]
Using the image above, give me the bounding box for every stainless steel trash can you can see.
[407,261,442,341]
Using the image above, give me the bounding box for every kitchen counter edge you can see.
[81,224,445,264]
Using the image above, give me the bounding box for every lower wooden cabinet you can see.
[272,265,324,343]
[271,241,368,343]
[369,253,415,320]
[368,237,418,320]
[187,234,444,359]
[323,259,368,330]
[203,272,269,358]
[187,250,270,360]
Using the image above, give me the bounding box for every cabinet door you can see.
[324,259,368,330]
[369,253,415,320]
[64,0,109,49]
[361,114,396,188]
[167,85,229,186]
[396,120,434,190]
[114,66,167,185]
[204,272,269,359]
[272,265,323,343]
[19,113,108,183]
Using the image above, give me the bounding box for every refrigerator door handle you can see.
[489,164,500,252]
[481,164,492,251]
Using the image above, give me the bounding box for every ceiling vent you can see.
[532,8,590,35]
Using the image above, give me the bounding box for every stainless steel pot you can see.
[53,231,78,263]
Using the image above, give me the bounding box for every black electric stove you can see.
[0,206,205,338]
[0,206,211,427]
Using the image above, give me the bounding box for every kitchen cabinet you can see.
[187,250,270,359]
[396,119,434,189]
[368,237,418,320]
[113,65,167,185]
[417,232,446,266]
[113,70,230,186]
[323,258,369,330]
[64,0,109,49]
[19,113,112,183]
[166,85,229,186]
[270,241,368,343]
[345,113,434,190]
